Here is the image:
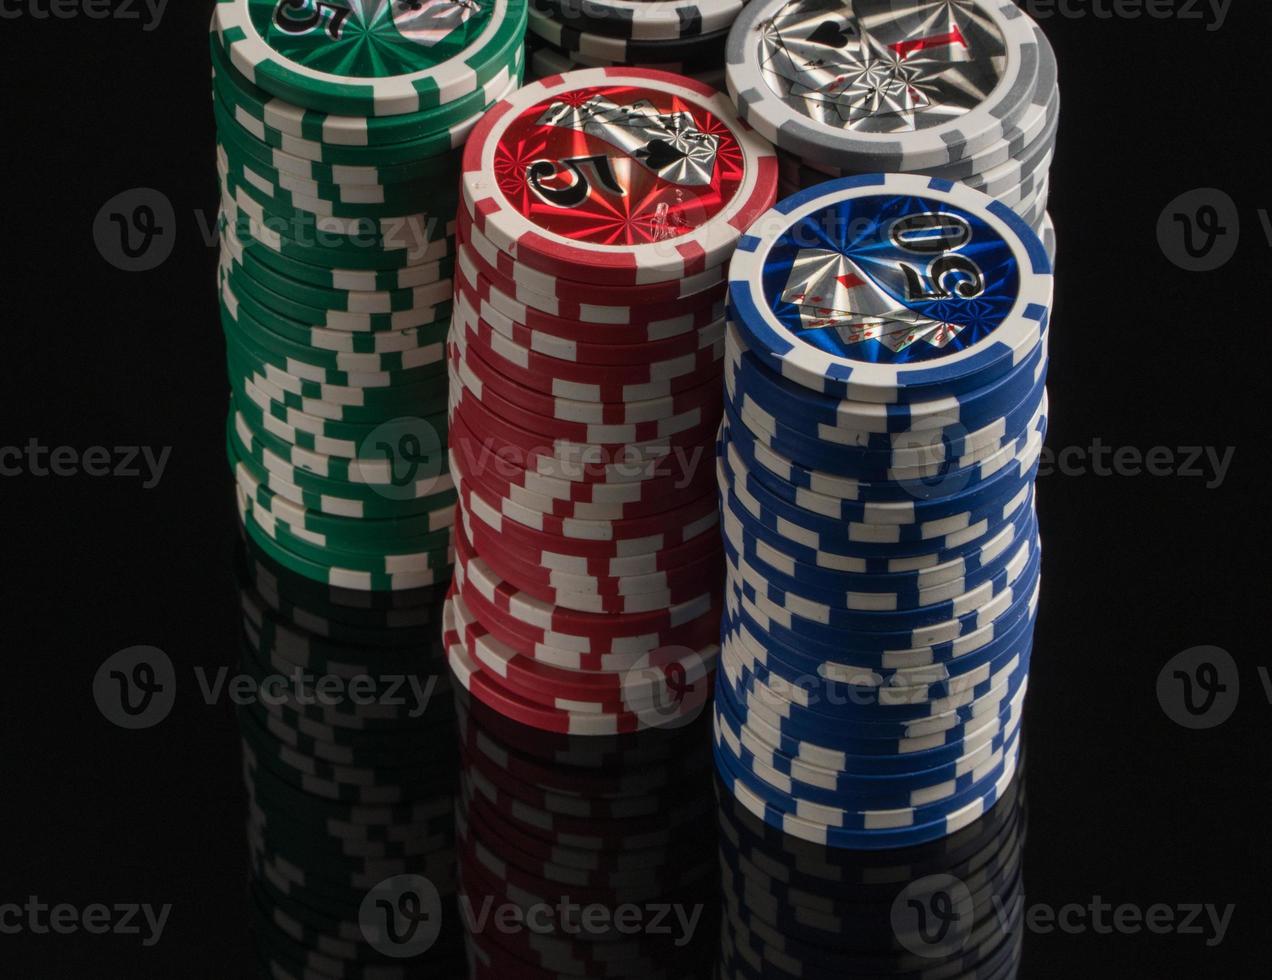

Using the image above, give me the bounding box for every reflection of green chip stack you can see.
[210,0,527,591]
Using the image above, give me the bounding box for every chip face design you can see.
[764,192,1021,365]
[253,0,494,78]
[492,85,746,247]
[755,0,1007,134]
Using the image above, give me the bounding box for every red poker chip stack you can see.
[444,67,777,734]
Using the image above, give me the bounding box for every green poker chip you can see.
[230,413,459,518]
[221,253,453,339]
[221,209,458,294]
[232,394,450,482]
[221,297,450,387]
[235,461,456,553]
[209,28,522,149]
[240,491,450,592]
[215,97,468,186]
[228,350,451,427]
[221,170,457,263]
[233,369,449,449]
[212,0,528,117]
[223,217,455,317]
[217,141,460,221]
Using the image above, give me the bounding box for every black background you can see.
[1,1,1268,976]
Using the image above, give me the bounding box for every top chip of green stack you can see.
[212,0,527,118]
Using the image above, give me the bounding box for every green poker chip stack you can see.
[209,0,527,591]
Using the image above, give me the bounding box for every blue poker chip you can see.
[723,529,1039,637]
[715,671,1029,779]
[724,319,1050,454]
[726,545,1041,658]
[713,722,1024,849]
[720,490,1037,601]
[720,405,1047,527]
[728,174,1053,403]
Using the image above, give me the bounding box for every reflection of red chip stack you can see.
[444,67,777,734]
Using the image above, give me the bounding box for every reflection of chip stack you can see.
[726,0,1059,249]
[445,69,778,733]
[717,760,1028,978]
[452,686,721,977]
[524,0,746,87]
[234,531,466,974]
[210,0,526,591]
[712,175,1052,850]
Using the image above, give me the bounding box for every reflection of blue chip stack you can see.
[726,0,1059,250]
[716,760,1027,978]
[713,173,1052,850]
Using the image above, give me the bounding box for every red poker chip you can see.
[453,297,725,395]
[452,591,718,709]
[457,206,728,307]
[456,232,729,327]
[447,405,694,488]
[452,515,719,617]
[455,251,729,345]
[450,331,724,426]
[448,638,711,745]
[451,392,721,488]
[449,439,719,538]
[448,353,719,449]
[452,446,718,525]
[454,470,720,553]
[453,549,722,656]
[460,67,778,286]
[452,261,727,363]
[460,518,723,612]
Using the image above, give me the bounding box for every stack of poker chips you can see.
[712,174,1053,848]
[451,684,720,978]
[210,0,526,592]
[726,0,1059,242]
[716,763,1027,978]
[234,532,466,976]
[525,0,745,87]
[445,68,778,733]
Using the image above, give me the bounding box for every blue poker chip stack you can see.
[712,173,1052,850]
